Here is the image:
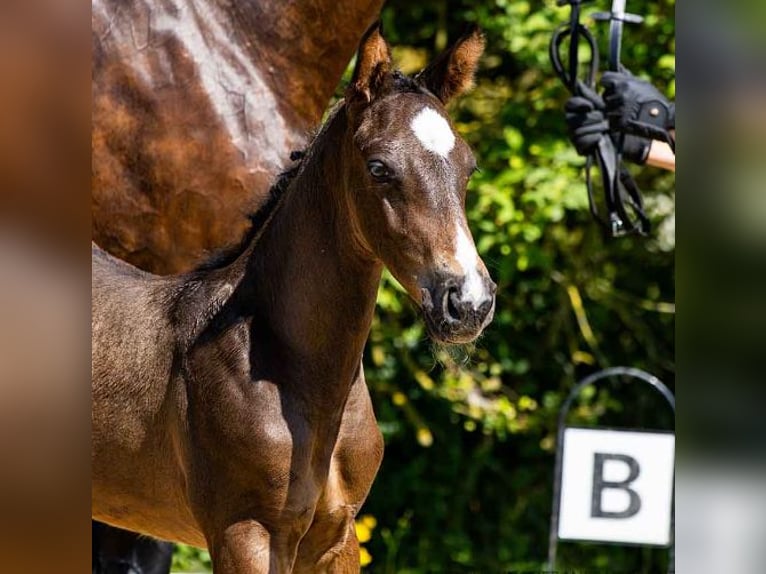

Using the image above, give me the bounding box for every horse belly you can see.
[92,360,202,542]
[93,500,205,548]
[92,419,206,547]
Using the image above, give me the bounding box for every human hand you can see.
[564,81,651,164]
[564,81,609,156]
[600,70,675,138]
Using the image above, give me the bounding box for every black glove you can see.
[601,70,675,141]
[564,81,609,156]
[564,81,651,164]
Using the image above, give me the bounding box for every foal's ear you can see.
[416,26,485,104]
[346,22,392,105]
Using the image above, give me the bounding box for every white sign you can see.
[557,427,675,546]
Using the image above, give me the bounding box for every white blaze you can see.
[454,222,486,307]
[410,107,455,158]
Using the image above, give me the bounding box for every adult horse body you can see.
[93,0,384,274]
[93,27,494,573]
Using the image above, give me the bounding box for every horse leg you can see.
[208,520,277,574]
[321,525,361,574]
[293,512,361,574]
[292,374,382,574]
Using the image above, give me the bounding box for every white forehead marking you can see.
[410,107,455,158]
[454,222,486,307]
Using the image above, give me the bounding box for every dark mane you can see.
[193,155,303,272]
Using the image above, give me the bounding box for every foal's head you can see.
[343,25,496,344]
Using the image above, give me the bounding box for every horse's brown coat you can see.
[92,27,494,573]
[92,0,384,274]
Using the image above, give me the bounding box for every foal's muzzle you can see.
[420,276,496,344]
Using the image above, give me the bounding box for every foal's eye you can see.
[367,160,392,181]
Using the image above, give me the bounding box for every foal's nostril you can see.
[443,287,462,322]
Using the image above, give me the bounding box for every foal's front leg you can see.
[293,514,361,574]
[199,461,322,573]
[209,520,298,574]
[208,521,272,574]
[293,374,383,574]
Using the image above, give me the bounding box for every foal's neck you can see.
[237,108,381,400]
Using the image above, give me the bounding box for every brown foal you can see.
[92,26,494,573]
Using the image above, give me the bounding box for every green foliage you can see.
[171,543,211,572]
[173,2,674,571]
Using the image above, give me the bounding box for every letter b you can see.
[591,453,641,518]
